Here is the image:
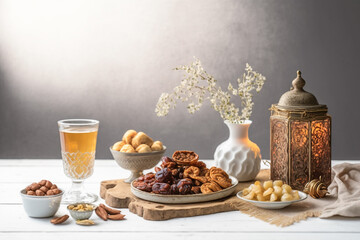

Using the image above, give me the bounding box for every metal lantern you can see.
[270,71,331,190]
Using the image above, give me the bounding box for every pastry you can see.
[200,181,222,194]
[131,132,153,149]
[172,150,199,165]
[151,141,163,151]
[136,144,152,153]
[112,141,125,151]
[120,144,136,153]
[122,130,137,144]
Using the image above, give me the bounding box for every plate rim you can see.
[130,176,238,202]
[236,190,308,204]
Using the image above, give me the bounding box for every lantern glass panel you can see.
[290,121,310,190]
[311,118,331,185]
[270,118,289,183]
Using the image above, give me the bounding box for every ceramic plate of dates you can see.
[131,176,238,204]
[236,190,307,209]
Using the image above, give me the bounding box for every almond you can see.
[108,214,125,220]
[39,180,47,186]
[46,190,55,195]
[50,215,69,224]
[45,180,53,189]
[35,189,45,196]
[95,206,108,221]
[27,190,36,195]
[76,219,95,226]
[99,204,121,215]
[31,183,41,191]
[40,186,48,193]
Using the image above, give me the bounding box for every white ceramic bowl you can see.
[110,146,166,183]
[20,189,64,218]
[237,190,307,209]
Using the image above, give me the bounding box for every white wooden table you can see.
[0,159,359,240]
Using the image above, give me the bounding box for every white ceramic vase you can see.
[214,120,261,182]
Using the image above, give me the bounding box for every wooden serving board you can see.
[100,170,269,220]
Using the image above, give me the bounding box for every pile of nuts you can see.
[133,150,233,195]
[95,203,125,220]
[50,203,125,225]
[68,203,94,211]
[25,180,61,196]
[242,180,300,202]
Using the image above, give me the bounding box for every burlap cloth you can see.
[234,163,360,227]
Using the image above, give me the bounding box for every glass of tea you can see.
[58,119,99,203]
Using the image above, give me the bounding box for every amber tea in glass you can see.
[58,119,99,203]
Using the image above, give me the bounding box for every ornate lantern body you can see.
[270,71,331,190]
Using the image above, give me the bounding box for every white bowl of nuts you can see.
[20,180,63,218]
[237,180,307,209]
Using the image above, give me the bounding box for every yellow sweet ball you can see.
[273,186,283,196]
[151,141,163,151]
[122,130,137,144]
[263,180,273,190]
[273,180,283,187]
[281,193,294,202]
[136,144,152,153]
[120,144,136,153]
[112,141,125,151]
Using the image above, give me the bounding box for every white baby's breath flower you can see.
[155,57,266,123]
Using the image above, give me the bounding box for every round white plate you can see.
[237,190,307,209]
[131,176,238,204]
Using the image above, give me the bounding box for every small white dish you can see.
[67,203,95,220]
[20,189,64,218]
[131,176,238,204]
[237,190,307,209]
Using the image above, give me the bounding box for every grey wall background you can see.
[0,0,359,160]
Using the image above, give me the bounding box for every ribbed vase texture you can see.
[214,120,261,182]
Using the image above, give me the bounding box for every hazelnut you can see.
[40,186,48,193]
[31,183,41,191]
[36,189,45,196]
[39,180,47,186]
[46,190,55,195]
[25,185,32,192]
[52,189,61,195]
[27,190,36,195]
[50,184,58,190]
[45,180,53,189]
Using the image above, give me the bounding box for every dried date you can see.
[133,181,152,192]
[152,183,171,194]
[160,156,177,169]
[144,173,155,183]
[170,184,179,194]
[177,178,193,195]
[155,168,173,184]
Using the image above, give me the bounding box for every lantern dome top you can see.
[278,70,321,108]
